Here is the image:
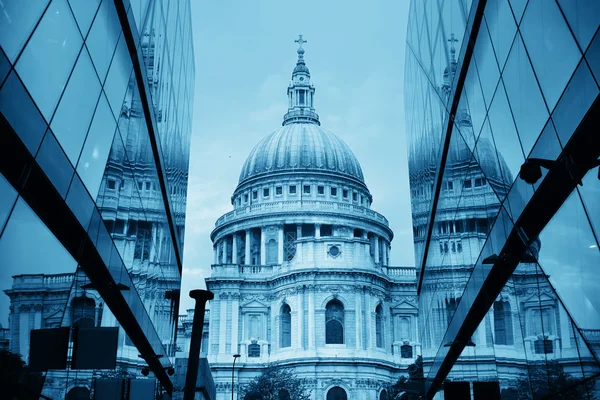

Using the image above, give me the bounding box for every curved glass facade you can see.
[0,0,193,397]
[405,0,600,398]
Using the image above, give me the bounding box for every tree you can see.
[387,356,425,400]
[0,350,44,400]
[501,361,593,400]
[240,365,311,400]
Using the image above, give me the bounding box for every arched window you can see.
[327,387,347,400]
[280,304,291,348]
[72,297,95,328]
[326,300,344,344]
[249,315,260,339]
[375,305,383,348]
[379,389,388,400]
[266,239,278,264]
[66,387,90,400]
[494,301,514,345]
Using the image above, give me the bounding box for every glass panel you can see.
[508,0,527,24]
[502,33,549,157]
[0,0,49,62]
[557,0,600,52]
[0,173,18,233]
[16,0,83,121]
[50,48,102,164]
[66,173,95,229]
[587,31,600,83]
[35,130,74,198]
[487,81,525,186]
[0,197,78,331]
[578,170,600,253]
[76,93,117,199]
[0,71,47,154]
[552,60,599,147]
[538,190,600,332]
[104,33,133,118]
[0,48,10,87]
[473,20,501,107]
[485,0,517,71]
[68,0,101,38]
[520,0,581,111]
[85,0,121,82]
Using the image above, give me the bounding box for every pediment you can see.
[391,299,418,312]
[522,291,556,306]
[241,299,269,309]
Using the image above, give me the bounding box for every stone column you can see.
[213,245,218,264]
[278,226,284,264]
[308,288,315,349]
[374,236,380,264]
[219,294,228,354]
[245,230,251,265]
[260,228,266,265]
[223,237,229,264]
[365,290,372,349]
[232,233,238,264]
[355,288,362,350]
[315,223,321,238]
[231,294,239,355]
[296,224,302,239]
[297,287,304,349]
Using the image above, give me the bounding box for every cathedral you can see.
[203,37,418,400]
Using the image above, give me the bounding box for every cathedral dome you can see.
[238,123,365,185]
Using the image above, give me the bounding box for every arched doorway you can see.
[326,386,347,400]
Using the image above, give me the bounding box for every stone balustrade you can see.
[10,273,74,290]
[214,199,389,228]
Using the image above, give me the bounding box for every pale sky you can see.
[180,1,414,311]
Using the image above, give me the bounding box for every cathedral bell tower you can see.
[282,35,320,126]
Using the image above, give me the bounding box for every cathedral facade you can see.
[204,38,418,400]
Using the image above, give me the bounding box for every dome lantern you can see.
[283,35,320,126]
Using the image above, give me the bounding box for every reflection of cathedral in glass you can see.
[405,0,600,394]
[203,38,418,400]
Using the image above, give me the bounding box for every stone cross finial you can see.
[295,34,307,49]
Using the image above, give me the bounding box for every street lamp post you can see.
[232,353,241,400]
[183,290,214,400]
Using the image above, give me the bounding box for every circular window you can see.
[328,246,340,257]
[299,77,304,81]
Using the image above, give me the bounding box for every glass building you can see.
[0,0,194,398]
[405,0,600,398]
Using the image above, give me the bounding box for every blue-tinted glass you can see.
[68,0,101,38]
[485,0,517,71]
[16,0,83,121]
[51,48,102,164]
[520,0,581,112]
[508,0,527,24]
[502,33,549,157]
[0,173,18,233]
[587,31,600,83]
[36,130,74,198]
[0,71,47,155]
[104,33,133,118]
[487,81,524,184]
[528,120,562,192]
[86,0,121,82]
[0,197,78,327]
[0,48,10,87]
[0,0,49,62]
[552,61,599,147]
[558,0,600,52]
[66,174,95,229]
[537,190,600,331]
[76,93,117,199]
[473,21,500,107]
[579,170,600,250]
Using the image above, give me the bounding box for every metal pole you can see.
[232,354,241,400]
[184,289,214,400]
